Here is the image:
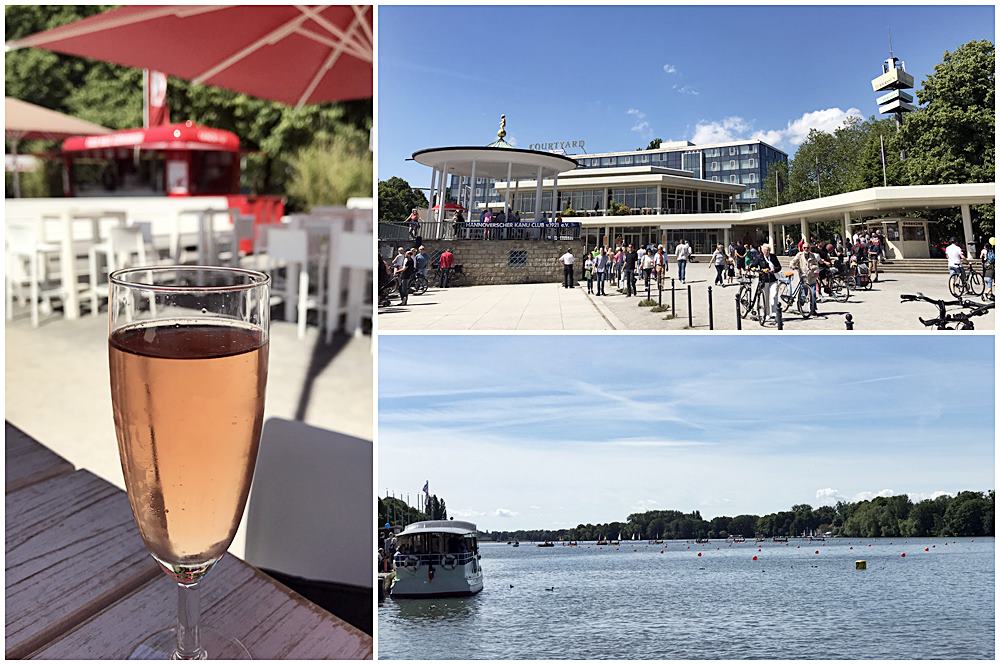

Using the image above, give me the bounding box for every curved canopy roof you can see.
[397,519,478,536]
[412,146,578,180]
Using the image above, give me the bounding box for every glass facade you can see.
[446,140,786,213]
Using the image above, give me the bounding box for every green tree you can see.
[646,138,662,150]
[942,491,989,536]
[379,176,429,222]
[286,131,372,208]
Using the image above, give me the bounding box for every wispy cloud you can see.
[690,108,863,150]
[626,108,652,137]
[494,508,519,518]
[672,84,699,96]
[662,63,677,74]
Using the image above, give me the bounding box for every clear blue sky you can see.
[378,4,995,185]
[379,335,995,531]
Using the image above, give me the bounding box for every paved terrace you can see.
[378,262,994,331]
[5,310,373,557]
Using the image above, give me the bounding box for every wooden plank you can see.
[5,422,75,493]
[5,470,161,659]
[31,555,374,659]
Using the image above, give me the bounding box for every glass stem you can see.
[174,582,207,660]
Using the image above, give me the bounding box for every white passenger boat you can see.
[390,520,484,598]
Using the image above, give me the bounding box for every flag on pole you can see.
[143,70,169,127]
[422,481,429,494]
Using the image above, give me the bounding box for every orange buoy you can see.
[752,555,758,561]
[697,552,702,557]
[900,552,906,557]
[924,547,929,552]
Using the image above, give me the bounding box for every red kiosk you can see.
[61,120,284,249]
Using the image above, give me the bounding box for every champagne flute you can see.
[108,266,269,659]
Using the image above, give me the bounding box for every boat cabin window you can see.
[396,533,475,555]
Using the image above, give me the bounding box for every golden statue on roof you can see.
[497,114,506,141]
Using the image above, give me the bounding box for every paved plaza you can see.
[378,261,994,331]
[378,281,615,330]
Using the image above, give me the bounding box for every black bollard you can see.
[671,279,676,314]
[708,286,714,330]
[775,298,783,330]
[845,313,854,330]
[735,293,742,330]
[658,280,662,307]
[647,279,651,301]
[687,284,693,328]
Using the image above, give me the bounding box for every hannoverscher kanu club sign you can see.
[465,221,582,228]
[528,140,586,152]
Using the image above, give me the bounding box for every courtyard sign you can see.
[528,139,586,152]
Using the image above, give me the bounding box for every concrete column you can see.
[504,161,512,220]
[603,187,609,214]
[467,160,477,224]
[427,168,437,223]
[724,227,731,247]
[656,187,663,214]
[961,204,975,256]
[696,189,702,213]
[534,165,542,220]
[767,221,775,249]
[437,163,449,227]
[843,211,851,245]
[800,217,808,243]
[552,174,559,222]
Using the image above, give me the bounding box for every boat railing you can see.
[393,551,477,568]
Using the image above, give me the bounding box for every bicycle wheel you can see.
[412,275,428,295]
[831,276,850,303]
[755,287,769,327]
[738,285,753,318]
[968,271,985,297]
[948,273,965,298]
[796,284,813,319]
[776,281,792,312]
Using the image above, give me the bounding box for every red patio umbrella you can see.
[7,5,372,108]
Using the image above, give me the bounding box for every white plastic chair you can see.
[6,220,62,327]
[265,226,323,339]
[227,212,258,269]
[87,226,147,316]
[243,418,372,590]
[325,211,374,342]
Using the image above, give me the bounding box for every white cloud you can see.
[632,499,659,510]
[494,508,519,518]
[672,84,699,96]
[626,108,652,137]
[662,63,677,74]
[451,508,487,518]
[815,488,845,505]
[611,437,714,448]
[852,489,896,502]
[690,107,863,151]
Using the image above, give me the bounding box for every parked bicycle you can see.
[901,293,994,330]
[432,263,469,287]
[948,262,985,298]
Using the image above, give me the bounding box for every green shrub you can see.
[286,132,372,209]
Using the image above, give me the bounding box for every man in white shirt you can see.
[945,237,965,276]
[559,248,576,288]
[675,240,691,283]
[392,247,406,270]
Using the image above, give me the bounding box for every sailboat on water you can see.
[596,533,610,545]
[610,531,621,546]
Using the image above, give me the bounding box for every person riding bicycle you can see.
[790,243,820,316]
[945,237,965,277]
[816,243,837,295]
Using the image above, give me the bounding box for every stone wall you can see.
[379,239,588,286]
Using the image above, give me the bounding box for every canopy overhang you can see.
[62,122,240,153]
[412,146,578,180]
[5,97,111,141]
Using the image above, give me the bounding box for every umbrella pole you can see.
[10,138,21,198]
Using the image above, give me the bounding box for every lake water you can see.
[378,538,994,659]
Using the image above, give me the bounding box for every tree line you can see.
[5,5,372,208]
[486,491,994,542]
[378,494,448,529]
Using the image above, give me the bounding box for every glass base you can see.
[128,627,251,660]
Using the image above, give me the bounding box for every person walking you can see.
[980,238,995,300]
[438,247,455,287]
[945,237,965,278]
[641,249,654,291]
[675,239,690,283]
[790,242,820,316]
[710,243,726,286]
[414,245,429,280]
[735,243,747,278]
[623,244,638,297]
[584,253,594,294]
[559,248,576,288]
[397,249,416,306]
[595,247,609,295]
[392,246,406,271]
[752,243,783,323]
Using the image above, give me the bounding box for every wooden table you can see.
[4,422,372,660]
